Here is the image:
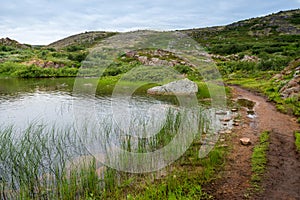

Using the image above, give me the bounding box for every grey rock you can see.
[147,78,198,95]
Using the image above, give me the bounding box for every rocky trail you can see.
[205,86,300,199]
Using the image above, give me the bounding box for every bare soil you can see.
[205,86,300,199]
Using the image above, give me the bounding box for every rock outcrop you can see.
[272,58,300,99]
[0,37,29,49]
[279,74,300,98]
[23,59,66,68]
[147,78,198,95]
[125,49,194,67]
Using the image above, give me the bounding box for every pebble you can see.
[247,114,255,119]
[216,111,227,115]
[222,117,231,122]
[231,108,238,112]
[240,138,251,145]
[247,110,255,115]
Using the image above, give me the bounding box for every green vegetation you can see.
[105,145,225,200]
[250,131,270,192]
[184,10,300,118]
[0,107,227,199]
[0,62,78,78]
[0,8,300,199]
[0,32,115,78]
[0,45,82,78]
[187,9,300,68]
[295,131,300,151]
[226,67,300,117]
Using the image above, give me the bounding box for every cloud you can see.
[0,0,299,44]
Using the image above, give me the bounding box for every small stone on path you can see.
[240,138,251,145]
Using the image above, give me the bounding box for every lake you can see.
[0,77,231,173]
[0,78,174,131]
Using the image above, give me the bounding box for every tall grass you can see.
[0,124,106,199]
[0,105,220,199]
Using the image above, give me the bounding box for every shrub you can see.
[209,43,252,55]
[66,45,85,52]
[258,57,291,71]
[0,45,15,52]
[0,62,19,75]
[68,52,88,62]
[174,64,192,74]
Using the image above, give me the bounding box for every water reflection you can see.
[0,78,175,132]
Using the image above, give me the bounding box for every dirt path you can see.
[205,86,300,199]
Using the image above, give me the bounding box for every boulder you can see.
[147,78,198,95]
[279,75,300,98]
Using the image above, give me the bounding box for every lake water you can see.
[0,78,174,130]
[0,77,231,172]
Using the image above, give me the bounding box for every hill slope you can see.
[184,9,300,56]
[0,37,30,49]
[47,31,116,49]
[0,9,299,80]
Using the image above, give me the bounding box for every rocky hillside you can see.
[0,37,30,49]
[184,9,300,39]
[45,9,300,51]
[273,58,300,99]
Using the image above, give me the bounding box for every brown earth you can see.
[205,86,300,199]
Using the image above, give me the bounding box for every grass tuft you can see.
[250,131,270,192]
[295,131,300,152]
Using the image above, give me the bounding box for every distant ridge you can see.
[3,9,299,48]
[45,9,300,49]
[183,9,300,38]
[47,31,116,49]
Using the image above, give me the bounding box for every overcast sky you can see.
[1,0,299,45]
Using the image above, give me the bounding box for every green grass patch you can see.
[117,146,226,200]
[295,131,300,152]
[126,173,214,200]
[250,131,270,191]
